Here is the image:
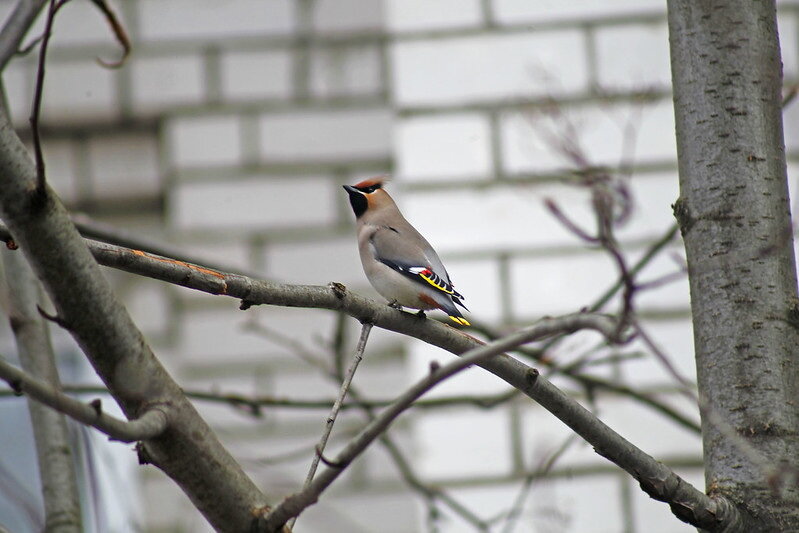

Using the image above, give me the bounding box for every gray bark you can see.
[668,0,799,529]
[3,250,82,532]
[31,229,749,529]
[0,105,269,530]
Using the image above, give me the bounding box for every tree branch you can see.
[0,382,522,413]
[0,0,48,71]
[259,314,639,530]
[0,224,747,530]
[293,322,373,530]
[0,98,269,532]
[0,357,169,442]
[2,248,82,532]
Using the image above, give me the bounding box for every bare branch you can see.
[71,213,263,279]
[0,357,169,442]
[2,248,82,532]
[87,0,130,68]
[0,0,48,71]
[0,225,740,530]
[29,0,63,194]
[295,322,373,529]
[0,93,269,531]
[261,313,651,530]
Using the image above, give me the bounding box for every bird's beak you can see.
[343,185,358,195]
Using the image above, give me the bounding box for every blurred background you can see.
[1,1,798,532]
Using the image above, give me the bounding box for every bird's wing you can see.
[369,225,466,304]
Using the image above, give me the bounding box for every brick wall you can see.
[1,1,798,531]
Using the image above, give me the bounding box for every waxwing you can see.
[343,178,470,326]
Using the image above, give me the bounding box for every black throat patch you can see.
[346,189,368,218]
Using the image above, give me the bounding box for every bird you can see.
[343,177,470,326]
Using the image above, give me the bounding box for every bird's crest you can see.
[353,176,389,192]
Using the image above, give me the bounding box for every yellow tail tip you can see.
[449,316,470,326]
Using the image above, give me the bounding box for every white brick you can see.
[509,251,618,317]
[443,258,504,323]
[783,101,799,151]
[780,12,799,81]
[176,305,336,364]
[521,401,603,468]
[138,0,294,42]
[396,114,492,180]
[2,59,32,128]
[170,175,336,231]
[436,479,623,533]
[220,50,293,102]
[631,242,691,310]
[87,133,161,198]
[407,342,511,398]
[500,111,564,172]
[392,31,588,106]
[130,54,205,114]
[402,184,595,254]
[430,485,520,533]
[141,474,209,532]
[501,99,677,174]
[412,408,513,478]
[525,477,625,533]
[259,108,392,162]
[183,373,272,429]
[617,172,680,242]
[31,0,128,46]
[122,280,171,338]
[310,44,383,98]
[596,22,671,92]
[312,0,383,34]
[621,317,697,386]
[177,240,256,277]
[42,61,118,124]
[168,115,242,168]
[598,394,702,458]
[302,492,418,533]
[265,367,344,404]
[264,236,363,286]
[493,0,664,25]
[385,0,483,33]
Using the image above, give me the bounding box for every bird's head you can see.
[343,177,393,218]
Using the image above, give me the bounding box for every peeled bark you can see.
[668,0,799,529]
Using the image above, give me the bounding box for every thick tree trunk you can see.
[668,0,799,529]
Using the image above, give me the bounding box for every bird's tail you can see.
[441,299,470,326]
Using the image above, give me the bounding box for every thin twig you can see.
[293,322,373,528]
[0,357,169,442]
[500,434,579,533]
[29,0,67,195]
[247,319,489,531]
[88,0,130,68]
[262,313,622,530]
[0,221,736,529]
